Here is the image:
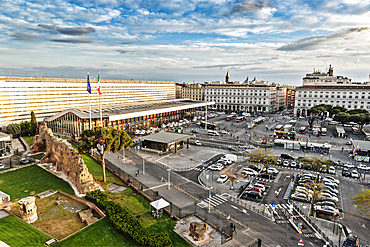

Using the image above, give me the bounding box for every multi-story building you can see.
[175,83,182,99]
[205,73,278,113]
[276,86,287,111]
[0,77,209,130]
[294,65,370,116]
[285,87,296,109]
[180,83,205,101]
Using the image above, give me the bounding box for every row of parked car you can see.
[241,181,267,199]
[240,165,279,180]
[208,154,237,171]
[290,172,340,216]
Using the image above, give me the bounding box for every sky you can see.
[0,0,370,86]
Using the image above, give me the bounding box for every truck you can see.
[223,154,237,163]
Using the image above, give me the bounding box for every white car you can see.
[351,170,359,178]
[318,193,338,203]
[291,192,311,202]
[242,168,258,176]
[209,163,224,171]
[195,140,201,146]
[328,166,336,174]
[267,167,279,174]
[220,130,228,134]
[282,160,290,167]
[358,164,368,170]
[323,176,340,185]
[0,163,4,169]
[216,175,228,183]
[314,205,339,216]
[290,161,297,168]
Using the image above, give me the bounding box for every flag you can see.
[97,71,102,95]
[87,72,91,94]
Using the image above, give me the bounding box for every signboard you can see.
[272,204,276,208]
[303,202,307,208]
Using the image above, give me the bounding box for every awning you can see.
[150,198,170,210]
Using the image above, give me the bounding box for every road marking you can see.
[275,188,282,196]
[230,205,250,215]
[362,223,366,228]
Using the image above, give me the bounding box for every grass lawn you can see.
[22,135,34,147]
[31,153,45,160]
[0,165,75,200]
[0,215,52,247]
[31,193,88,240]
[53,217,133,246]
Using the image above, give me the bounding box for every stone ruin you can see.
[18,197,38,223]
[79,208,98,226]
[31,122,100,194]
[189,222,208,241]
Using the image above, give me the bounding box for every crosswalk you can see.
[193,167,205,172]
[265,203,292,211]
[197,194,228,208]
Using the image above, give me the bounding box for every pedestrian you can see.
[342,147,344,152]
[135,171,138,177]
[233,224,237,233]
[137,169,140,175]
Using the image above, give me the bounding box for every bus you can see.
[236,116,245,122]
[200,121,217,130]
[321,127,327,136]
[275,124,283,130]
[226,115,236,121]
[299,126,306,134]
[352,127,359,135]
[283,124,293,132]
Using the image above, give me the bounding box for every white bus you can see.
[275,124,283,130]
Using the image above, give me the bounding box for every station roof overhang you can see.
[353,140,370,152]
[44,99,215,122]
[142,132,193,144]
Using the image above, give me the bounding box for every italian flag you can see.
[97,71,102,95]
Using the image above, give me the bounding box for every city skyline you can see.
[1,0,370,86]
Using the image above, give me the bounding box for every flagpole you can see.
[98,71,102,127]
[87,72,92,129]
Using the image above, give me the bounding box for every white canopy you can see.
[150,198,170,210]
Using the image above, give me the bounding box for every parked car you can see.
[194,140,201,146]
[281,153,294,160]
[317,193,338,203]
[242,191,262,199]
[216,175,228,183]
[314,205,339,216]
[342,168,351,177]
[315,201,337,209]
[258,173,274,179]
[343,234,360,247]
[267,167,279,174]
[290,161,297,168]
[345,141,352,145]
[246,187,263,193]
[323,176,340,184]
[209,163,224,171]
[328,166,336,175]
[253,182,266,192]
[282,160,290,167]
[344,162,354,168]
[351,170,359,179]
[242,168,258,176]
[220,130,228,134]
[20,158,29,165]
[358,164,368,170]
[291,192,311,202]
[322,186,339,195]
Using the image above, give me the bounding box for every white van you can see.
[208,130,219,136]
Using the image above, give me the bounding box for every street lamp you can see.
[142,157,145,175]
[208,187,213,213]
[167,168,171,190]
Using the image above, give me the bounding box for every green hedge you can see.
[86,190,172,247]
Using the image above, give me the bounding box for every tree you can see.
[20,121,32,135]
[31,111,38,135]
[6,123,21,137]
[79,127,133,182]
[304,182,323,216]
[351,190,370,218]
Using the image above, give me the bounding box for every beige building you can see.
[294,65,370,116]
[0,76,175,127]
[180,83,205,101]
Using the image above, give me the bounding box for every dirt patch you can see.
[10,193,88,240]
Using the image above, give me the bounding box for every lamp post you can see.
[208,187,213,213]
[142,157,145,175]
[338,224,342,247]
[167,168,171,190]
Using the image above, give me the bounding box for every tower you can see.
[328,64,334,76]
[225,71,230,83]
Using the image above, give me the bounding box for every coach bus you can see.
[200,121,217,130]
[352,127,359,135]
[236,116,245,122]
[226,115,236,121]
[275,124,283,130]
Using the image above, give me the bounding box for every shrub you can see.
[86,191,172,247]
